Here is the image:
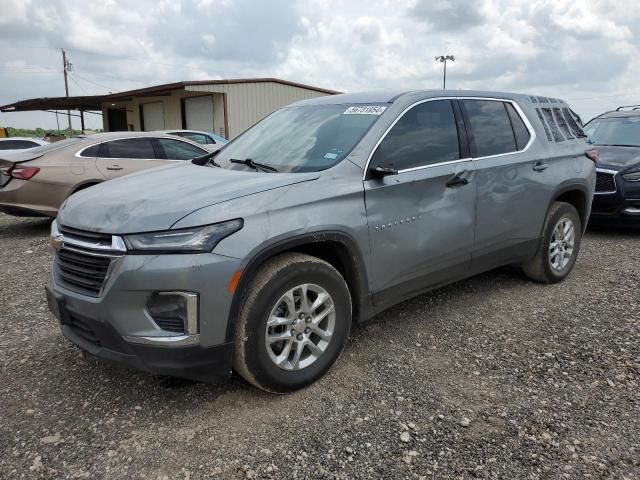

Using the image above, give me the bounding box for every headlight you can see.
[622,171,640,182]
[124,219,243,253]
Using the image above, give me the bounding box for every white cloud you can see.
[0,0,639,129]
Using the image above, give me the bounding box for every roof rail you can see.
[616,104,640,111]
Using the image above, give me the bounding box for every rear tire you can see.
[522,201,582,284]
[233,253,352,393]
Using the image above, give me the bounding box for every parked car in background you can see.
[160,129,228,147]
[0,137,48,154]
[583,106,640,226]
[0,132,215,217]
[47,90,594,393]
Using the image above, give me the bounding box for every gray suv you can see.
[46,90,596,393]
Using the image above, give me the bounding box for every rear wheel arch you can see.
[225,232,369,343]
[70,181,102,196]
[551,186,589,232]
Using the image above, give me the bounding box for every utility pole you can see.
[61,48,72,134]
[435,55,455,89]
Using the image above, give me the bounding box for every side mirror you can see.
[370,165,399,179]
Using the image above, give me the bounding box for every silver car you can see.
[46,90,596,392]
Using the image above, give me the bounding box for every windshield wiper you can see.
[229,158,278,173]
[191,150,221,167]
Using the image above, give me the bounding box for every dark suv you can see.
[584,106,640,226]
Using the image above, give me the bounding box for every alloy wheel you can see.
[549,217,575,272]
[264,283,336,371]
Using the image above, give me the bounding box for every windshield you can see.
[216,104,387,172]
[585,116,640,147]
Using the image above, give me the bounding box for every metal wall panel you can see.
[106,82,331,138]
[186,82,329,138]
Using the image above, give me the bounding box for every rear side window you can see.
[505,103,531,150]
[99,138,156,159]
[158,138,207,160]
[80,144,101,157]
[0,140,39,150]
[463,100,517,157]
[373,99,460,170]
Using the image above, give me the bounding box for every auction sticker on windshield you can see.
[343,106,387,115]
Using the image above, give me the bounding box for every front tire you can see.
[233,253,352,393]
[522,201,582,284]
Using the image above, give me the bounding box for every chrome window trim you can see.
[75,136,207,159]
[75,142,102,158]
[595,168,618,195]
[362,96,537,179]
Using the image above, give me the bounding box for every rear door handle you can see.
[446,175,470,188]
[533,162,549,172]
[106,166,123,171]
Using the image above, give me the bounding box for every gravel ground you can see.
[0,212,638,480]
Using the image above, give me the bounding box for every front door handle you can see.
[106,165,123,171]
[533,161,549,172]
[446,175,470,188]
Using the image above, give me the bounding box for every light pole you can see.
[435,55,455,89]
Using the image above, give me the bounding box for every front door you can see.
[364,99,476,307]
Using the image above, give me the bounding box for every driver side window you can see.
[373,100,460,170]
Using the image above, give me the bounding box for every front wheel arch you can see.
[225,231,368,344]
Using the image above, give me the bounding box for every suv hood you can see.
[58,163,319,233]
[594,145,640,170]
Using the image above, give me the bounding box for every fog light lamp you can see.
[147,292,199,335]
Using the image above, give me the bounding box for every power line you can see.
[67,74,90,94]
[69,72,116,92]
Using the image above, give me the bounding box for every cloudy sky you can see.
[1,0,639,130]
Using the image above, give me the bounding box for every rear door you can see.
[95,138,165,179]
[460,98,550,265]
[364,99,476,306]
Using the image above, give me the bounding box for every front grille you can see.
[59,224,113,247]
[595,171,616,193]
[67,313,102,347]
[55,248,112,296]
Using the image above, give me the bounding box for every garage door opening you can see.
[107,108,128,131]
[182,95,214,132]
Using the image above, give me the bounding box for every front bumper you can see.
[591,193,640,227]
[46,249,242,383]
